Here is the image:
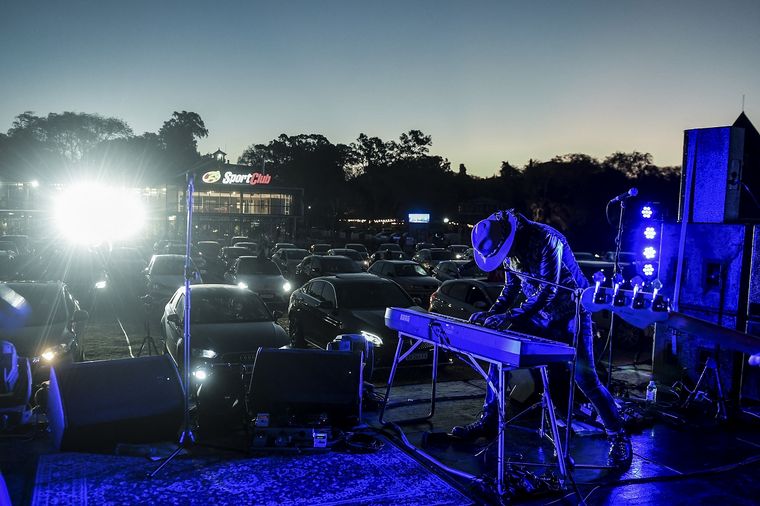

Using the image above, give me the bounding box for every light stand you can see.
[149,172,196,477]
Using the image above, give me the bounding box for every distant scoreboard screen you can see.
[408,213,430,224]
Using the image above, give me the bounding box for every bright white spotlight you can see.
[644,227,657,240]
[643,247,657,260]
[643,263,655,277]
[641,206,653,219]
[54,183,146,245]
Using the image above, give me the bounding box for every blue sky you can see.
[2,1,759,176]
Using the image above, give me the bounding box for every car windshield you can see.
[457,262,486,278]
[0,284,67,326]
[485,285,503,300]
[329,250,362,260]
[151,257,190,275]
[337,282,413,309]
[394,264,428,277]
[237,258,281,275]
[190,290,271,324]
[197,243,221,257]
[321,257,362,273]
[224,248,249,259]
[431,250,453,261]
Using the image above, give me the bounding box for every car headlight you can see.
[282,281,292,292]
[237,282,249,289]
[39,343,71,362]
[360,331,383,347]
[95,280,107,289]
[191,348,217,359]
[192,367,209,381]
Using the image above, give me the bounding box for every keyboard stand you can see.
[379,331,569,497]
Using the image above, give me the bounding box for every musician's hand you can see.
[483,313,511,330]
[468,311,493,325]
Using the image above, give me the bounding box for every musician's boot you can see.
[607,431,632,470]
[450,405,499,440]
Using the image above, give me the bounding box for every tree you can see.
[157,111,209,178]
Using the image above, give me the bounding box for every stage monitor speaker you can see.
[47,355,183,452]
[247,348,362,429]
[680,126,744,224]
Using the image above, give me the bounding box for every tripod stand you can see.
[149,172,197,478]
[137,294,160,357]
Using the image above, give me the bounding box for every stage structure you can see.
[655,112,760,407]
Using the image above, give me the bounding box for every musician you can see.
[451,209,632,470]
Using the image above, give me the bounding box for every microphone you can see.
[609,188,638,203]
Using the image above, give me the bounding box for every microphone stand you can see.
[150,172,196,477]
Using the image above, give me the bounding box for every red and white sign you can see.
[201,170,271,186]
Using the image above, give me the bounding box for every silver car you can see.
[224,256,292,309]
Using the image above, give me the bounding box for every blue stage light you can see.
[644,227,657,240]
[643,246,657,260]
[641,206,653,219]
[642,263,655,277]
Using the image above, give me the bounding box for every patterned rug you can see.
[32,441,474,505]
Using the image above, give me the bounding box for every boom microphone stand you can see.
[150,172,196,477]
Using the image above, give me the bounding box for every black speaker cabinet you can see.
[680,126,744,223]
[48,355,184,452]
[247,348,362,429]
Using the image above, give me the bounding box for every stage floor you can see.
[2,368,760,505]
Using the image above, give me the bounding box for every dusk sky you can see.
[2,1,759,177]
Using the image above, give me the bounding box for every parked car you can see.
[446,244,470,259]
[273,242,297,253]
[287,274,435,369]
[0,250,17,280]
[368,250,406,266]
[327,248,369,270]
[271,248,309,279]
[431,260,486,282]
[161,284,289,377]
[0,281,89,383]
[229,236,250,246]
[220,246,251,270]
[223,256,292,309]
[106,246,147,295]
[429,279,504,321]
[344,243,369,254]
[377,243,403,254]
[234,241,259,254]
[0,235,33,256]
[145,254,203,305]
[294,255,362,286]
[156,242,207,272]
[39,247,109,310]
[415,242,435,252]
[412,248,454,273]
[310,243,332,255]
[196,241,225,280]
[366,260,441,305]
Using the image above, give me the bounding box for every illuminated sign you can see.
[408,213,430,224]
[201,170,271,186]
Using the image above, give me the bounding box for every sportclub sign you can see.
[201,170,272,186]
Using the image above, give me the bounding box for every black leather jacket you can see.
[491,212,589,323]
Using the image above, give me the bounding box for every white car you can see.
[145,254,203,304]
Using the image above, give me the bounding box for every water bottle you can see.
[646,378,657,403]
